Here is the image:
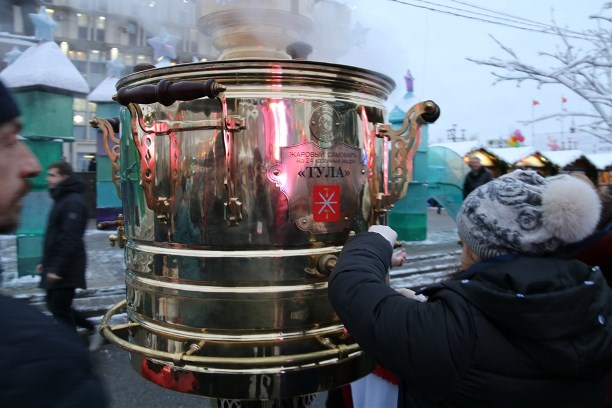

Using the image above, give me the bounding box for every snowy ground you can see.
[0,225,126,296]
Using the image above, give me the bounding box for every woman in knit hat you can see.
[328,169,612,408]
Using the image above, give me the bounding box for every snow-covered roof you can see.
[88,76,118,102]
[585,153,612,170]
[0,32,36,47]
[0,41,88,95]
[539,150,585,168]
[429,140,482,157]
[484,146,537,165]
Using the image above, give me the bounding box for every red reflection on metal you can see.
[383,137,389,195]
[312,185,341,222]
[141,359,196,393]
[221,97,230,175]
[268,100,288,164]
[271,64,283,87]
[360,106,374,178]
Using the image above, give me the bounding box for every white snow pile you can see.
[0,41,89,95]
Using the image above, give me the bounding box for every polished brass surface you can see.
[98,59,437,399]
[101,300,371,399]
[108,214,127,248]
[197,7,314,60]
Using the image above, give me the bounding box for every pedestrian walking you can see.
[0,80,107,407]
[329,169,612,407]
[462,155,492,199]
[36,161,103,349]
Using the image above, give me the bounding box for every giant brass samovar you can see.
[91,2,439,404]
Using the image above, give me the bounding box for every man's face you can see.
[46,168,68,189]
[0,119,41,233]
[469,158,482,171]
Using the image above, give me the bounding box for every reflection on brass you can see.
[224,197,243,226]
[125,93,235,218]
[108,214,127,248]
[90,116,121,198]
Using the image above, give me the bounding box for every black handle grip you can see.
[114,79,227,107]
[421,100,441,123]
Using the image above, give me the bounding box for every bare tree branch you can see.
[468,5,612,146]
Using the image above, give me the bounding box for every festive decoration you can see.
[404,69,414,99]
[532,100,540,106]
[506,129,525,147]
[147,27,180,61]
[30,6,58,42]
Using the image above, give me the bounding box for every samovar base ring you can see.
[100,300,374,399]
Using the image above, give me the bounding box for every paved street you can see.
[0,207,458,407]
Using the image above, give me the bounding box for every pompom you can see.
[542,176,601,243]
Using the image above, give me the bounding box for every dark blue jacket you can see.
[39,175,88,289]
[463,167,493,198]
[328,232,612,407]
[0,295,106,406]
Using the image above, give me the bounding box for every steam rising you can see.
[80,1,406,102]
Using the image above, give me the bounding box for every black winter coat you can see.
[0,295,107,406]
[463,167,493,198]
[328,232,612,408]
[39,175,88,290]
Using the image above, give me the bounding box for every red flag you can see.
[532,100,540,106]
[562,97,567,103]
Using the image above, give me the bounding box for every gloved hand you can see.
[368,225,398,248]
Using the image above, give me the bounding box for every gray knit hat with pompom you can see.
[456,170,601,260]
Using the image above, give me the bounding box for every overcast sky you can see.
[337,0,607,152]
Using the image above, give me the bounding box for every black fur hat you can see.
[0,81,21,125]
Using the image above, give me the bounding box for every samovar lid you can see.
[116,59,395,100]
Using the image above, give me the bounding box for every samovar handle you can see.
[114,79,226,106]
[90,116,121,199]
[372,100,440,224]
[115,78,238,224]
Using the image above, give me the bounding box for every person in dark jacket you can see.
[573,181,612,408]
[329,170,612,408]
[0,80,107,406]
[462,156,492,199]
[37,161,95,333]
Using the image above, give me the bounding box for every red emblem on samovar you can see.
[312,185,341,222]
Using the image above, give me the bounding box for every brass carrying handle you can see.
[118,78,240,223]
[371,100,440,224]
[114,79,227,106]
[90,116,121,199]
[100,300,362,368]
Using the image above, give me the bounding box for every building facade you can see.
[1,0,218,170]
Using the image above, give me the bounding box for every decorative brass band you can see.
[126,104,163,218]
[90,116,122,199]
[100,300,363,368]
[373,100,440,223]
